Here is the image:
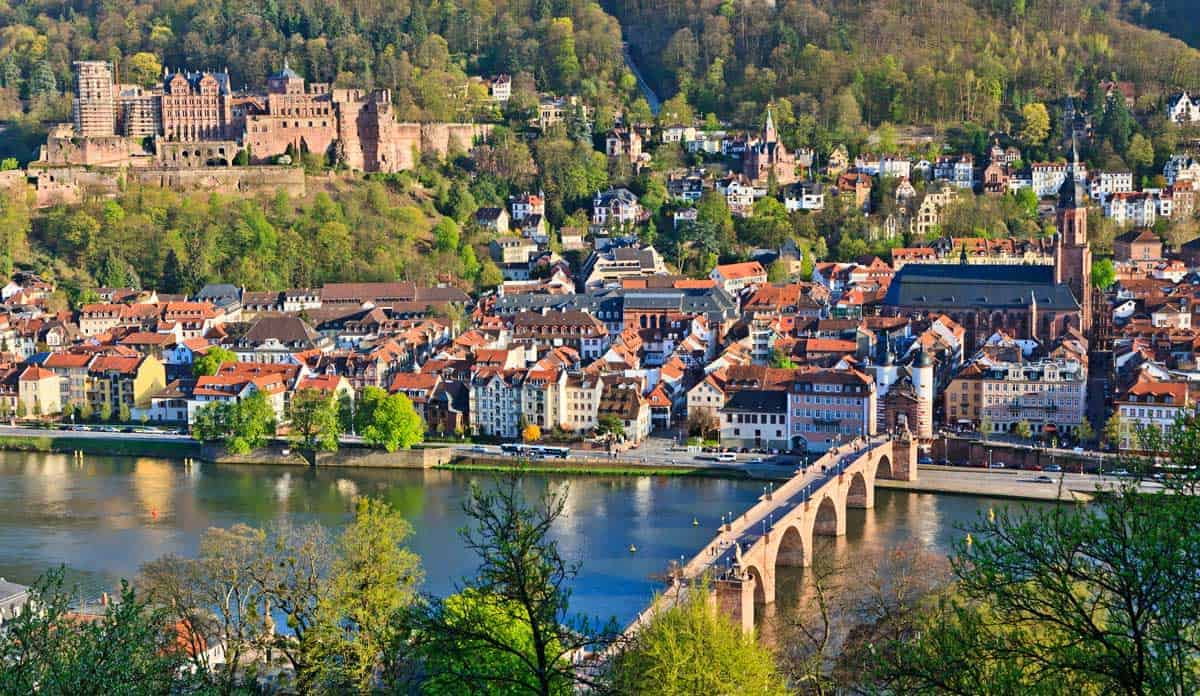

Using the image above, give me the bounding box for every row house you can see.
[710,261,767,297]
[835,172,873,212]
[1089,171,1134,202]
[86,354,167,417]
[1167,92,1200,124]
[189,363,294,423]
[716,175,765,217]
[509,192,545,221]
[597,377,651,444]
[469,369,525,438]
[1164,154,1200,185]
[563,373,604,431]
[509,310,610,361]
[591,188,642,229]
[388,372,442,422]
[1104,192,1158,227]
[783,181,824,212]
[1031,161,1087,198]
[667,173,706,203]
[787,368,877,452]
[934,154,974,190]
[720,390,789,451]
[944,354,1087,436]
[912,185,959,237]
[1116,378,1192,451]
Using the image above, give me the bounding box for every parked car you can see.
[935,458,950,466]
[1044,464,1063,473]
[989,461,1007,469]
[917,456,934,466]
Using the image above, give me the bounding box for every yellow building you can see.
[87,354,166,417]
[18,366,62,417]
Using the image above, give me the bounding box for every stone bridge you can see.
[621,432,919,639]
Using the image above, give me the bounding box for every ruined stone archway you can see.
[775,524,807,567]
[876,454,893,480]
[814,496,839,536]
[847,471,871,508]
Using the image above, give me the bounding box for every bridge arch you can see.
[847,470,872,508]
[774,523,808,568]
[814,495,840,536]
[744,564,768,605]
[876,453,893,480]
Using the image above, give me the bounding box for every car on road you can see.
[935,458,950,466]
[470,445,489,453]
[917,456,934,466]
[1035,475,1053,483]
[1044,464,1063,473]
[716,452,737,462]
[989,461,1007,469]
[1111,468,1131,477]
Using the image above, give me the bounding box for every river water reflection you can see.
[0,451,1046,625]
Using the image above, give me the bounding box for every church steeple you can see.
[1054,131,1092,335]
[763,106,778,144]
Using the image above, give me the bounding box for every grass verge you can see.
[0,434,200,459]
[439,457,746,478]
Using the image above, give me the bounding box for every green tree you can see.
[356,386,424,452]
[767,258,789,283]
[125,52,162,86]
[118,402,130,423]
[29,60,57,95]
[770,347,797,369]
[1019,102,1050,145]
[1127,133,1154,171]
[419,590,570,696]
[479,259,504,288]
[433,218,461,253]
[288,388,341,453]
[1104,413,1123,447]
[0,569,187,694]
[192,346,238,377]
[596,413,625,441]
[1013,420,1033,440]
[413,475,617,694]
[873,427,1200,694]
[610,579,788,695]
[306,498,423,692]
[1092,257,1116,289]
[1075,419,1096,445]
[141,525,273,691]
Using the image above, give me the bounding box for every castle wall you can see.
[31,165,304,207]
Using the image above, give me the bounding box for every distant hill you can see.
[1122,0,1200,50]
[607,0,1200,128]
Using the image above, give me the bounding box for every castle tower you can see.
[72,61,116,137]
[910,348,934,439]
[1054,136,1092,333]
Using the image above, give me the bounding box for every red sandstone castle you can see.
[44,59,489,172]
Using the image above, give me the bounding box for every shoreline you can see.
[0,430,1097,502]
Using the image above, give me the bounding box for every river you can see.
[0,451,1044,625]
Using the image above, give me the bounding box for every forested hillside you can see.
[610,0,1200,130]
[1122,0,1200,50]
